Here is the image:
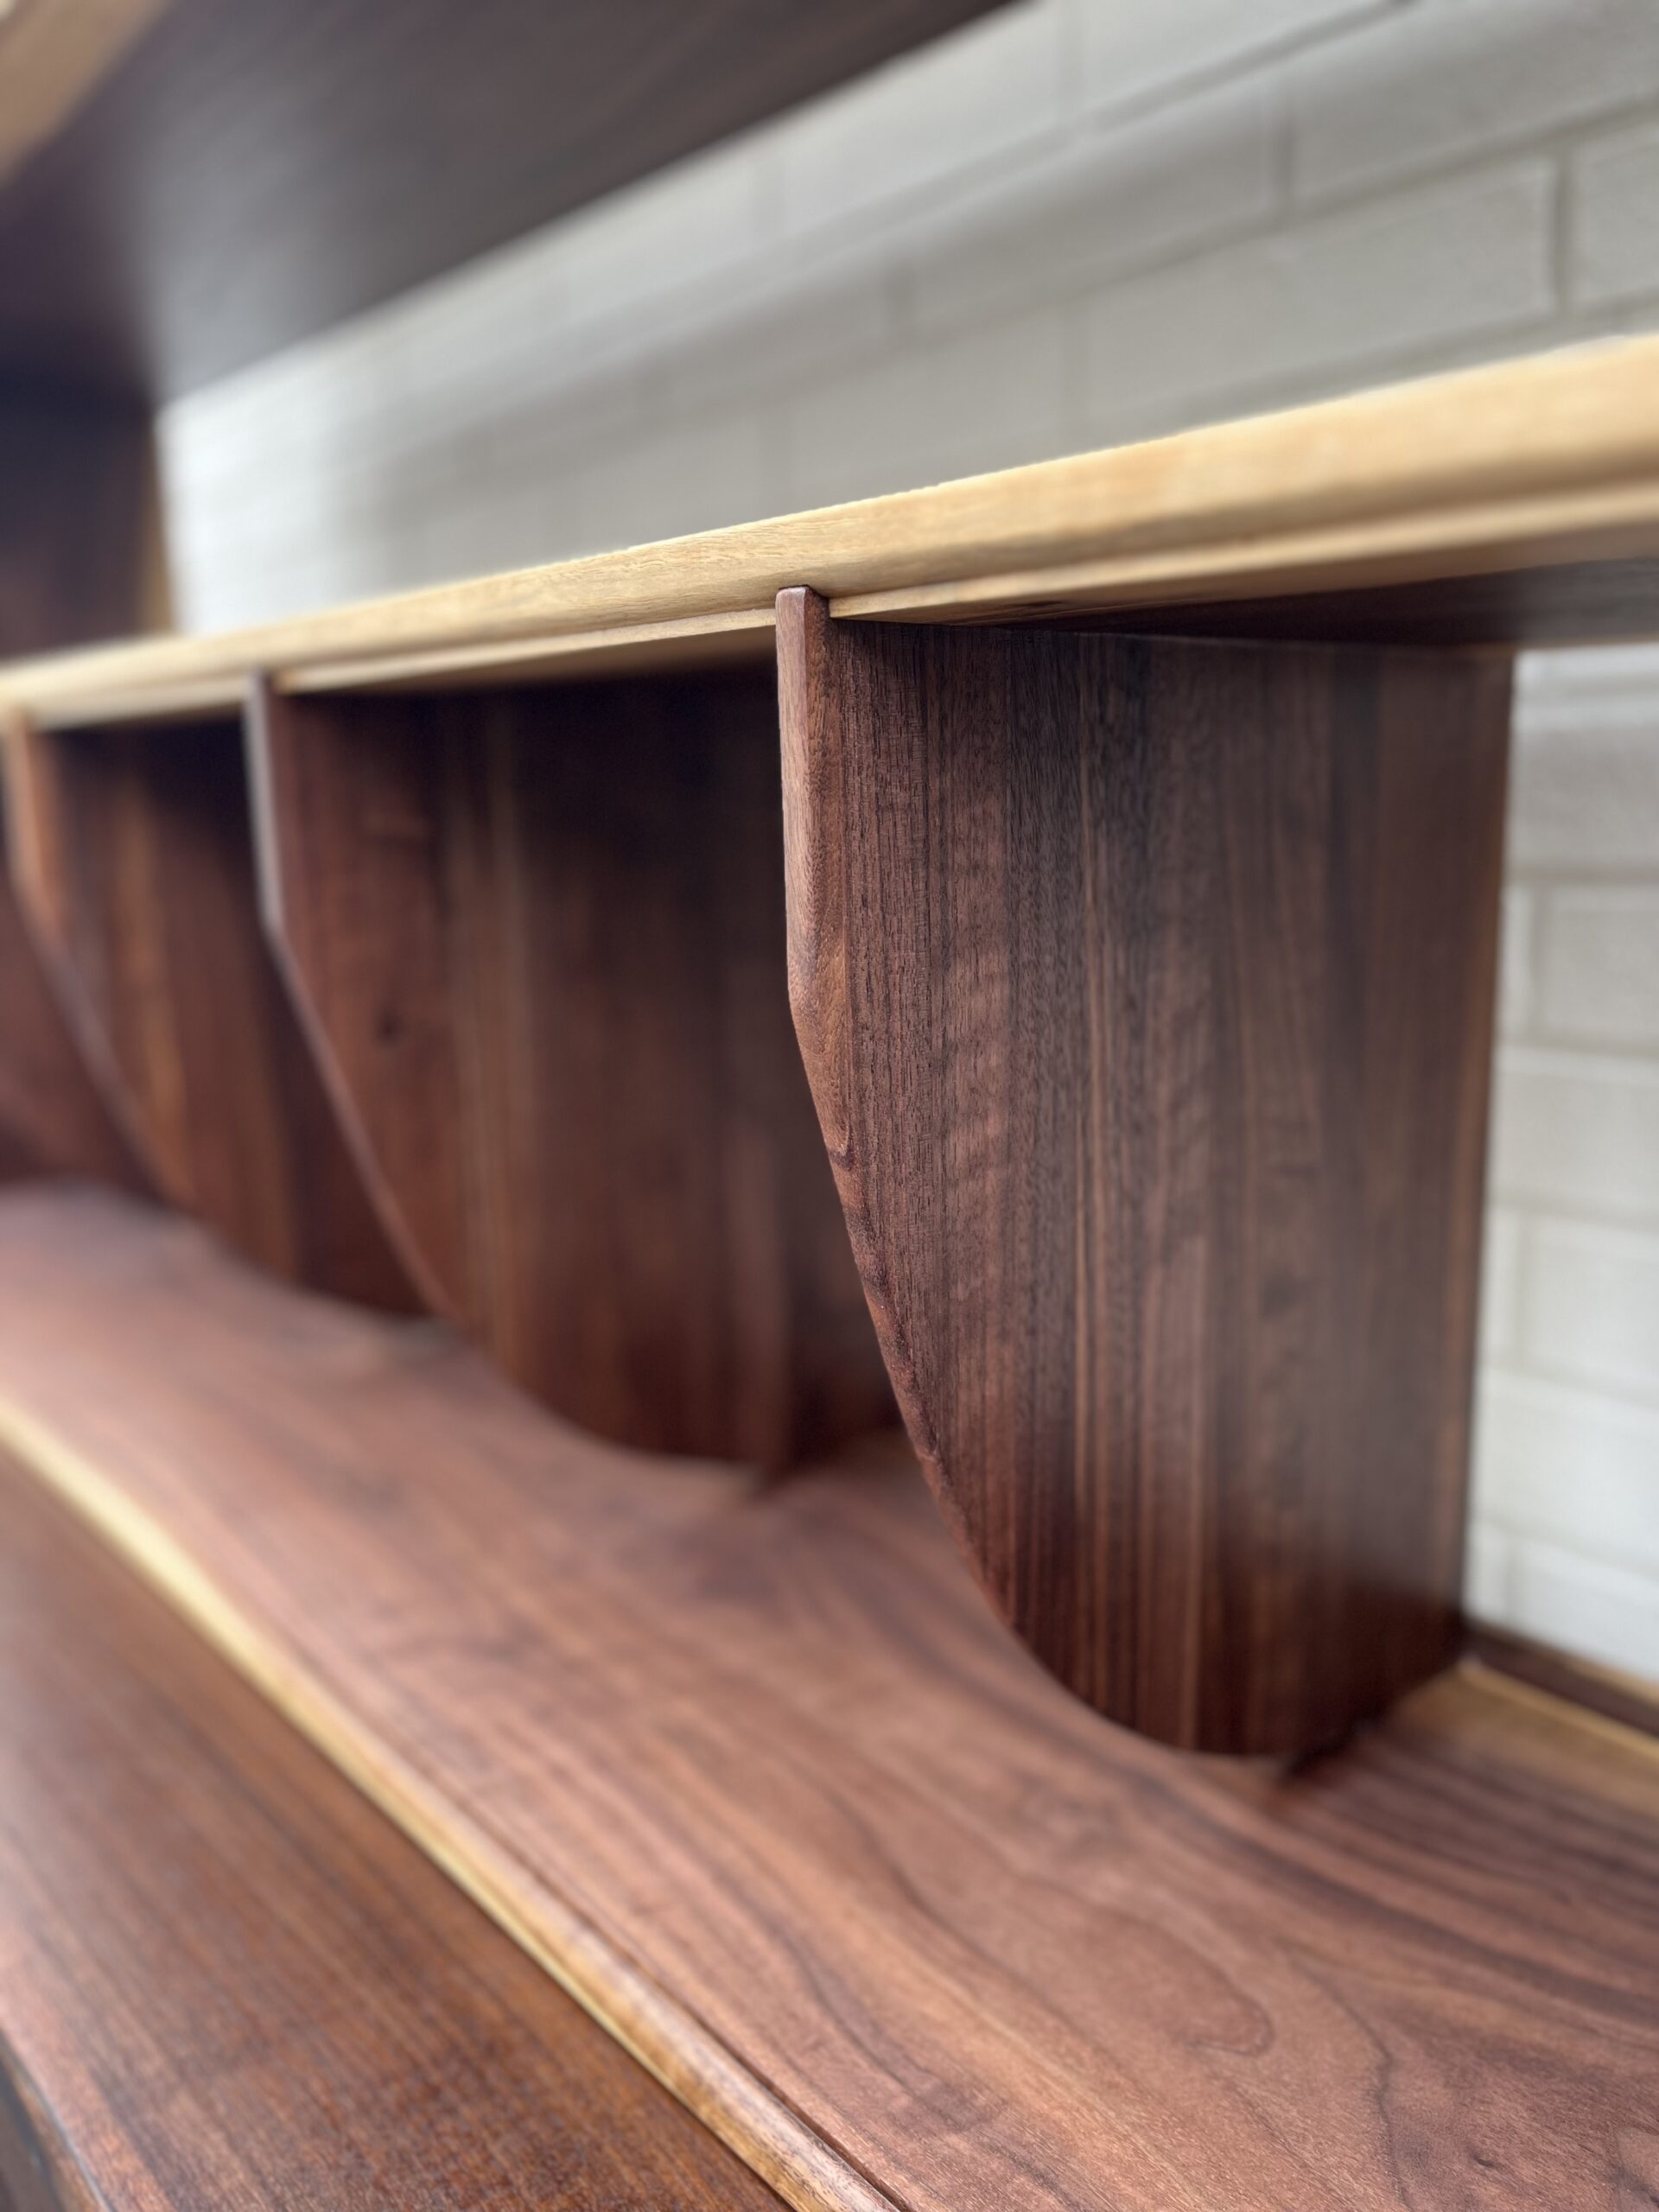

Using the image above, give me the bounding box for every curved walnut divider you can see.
[3,715,418,1311]
[0,776,150,1191]
[779,590,1512,1756]
[247,671,893,1466]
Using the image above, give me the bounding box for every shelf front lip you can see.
[5,334,1659,726]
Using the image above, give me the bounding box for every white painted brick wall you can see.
[1484,650,1659,1676]
[1078,162,1555,435]
[1571,118,1659,307]
[158,0,1659,1681]
[1539,891,1659,1045]
[1289,0,1659,203]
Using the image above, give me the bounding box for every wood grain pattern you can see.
[0,1451,784,2212]
[249,675,891,1464]
[0,1185,1656,2212]
[3,717,416,1307]
[0,782,148,1190]
[779,591,1510,1754]
[7,334,1659,726]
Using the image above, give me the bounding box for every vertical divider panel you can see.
[0,733,151,1191]
[1,712,419,1311]
[248,670,893,1467]
[779,588,1512,1755]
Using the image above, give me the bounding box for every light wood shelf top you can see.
[5,336,1659,727]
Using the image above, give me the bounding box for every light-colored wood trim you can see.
[832,480,1659,625]
[282,606,778,697]
[1467,1624,1659,1741]
[1461,1658,1659,1766]
[10,617,778,728]
[6,336,1659,723]
[20,677,247,730]
[0,0,171,188]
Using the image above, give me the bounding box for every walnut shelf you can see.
[2,336,1657,1762]
[1,1185,1656,2212]
[0,1439,783,2212]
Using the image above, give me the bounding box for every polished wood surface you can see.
[0,1451,784,2212]
[2,1185,1656,2212]
[3,719,416,1307]
[251,675,891,1463]
[779,591,1510,1752]
[7,336,1659,728]
[0,0,1004,400]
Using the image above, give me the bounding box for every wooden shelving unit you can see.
[3,338,1659,2209]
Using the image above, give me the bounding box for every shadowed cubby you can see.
[3,714,417,1309]
[250,670,893,1466]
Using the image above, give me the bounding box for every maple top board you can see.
[2,337,1659,730]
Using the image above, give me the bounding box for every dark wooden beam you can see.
[0,380,168,654]
[0,0,1008,401]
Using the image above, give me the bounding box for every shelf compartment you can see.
[250,670,892,1465]
[3,714,417,1308]
[0,775,149,1191]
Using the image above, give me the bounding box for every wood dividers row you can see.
[0,596,1513,1754]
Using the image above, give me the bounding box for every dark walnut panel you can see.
[778,590,1511,1754]
[249,673,892,1466]
[3,717,416,1309]
[0,782,148,1192]
[0,1185,1656,2212]
[0,1454,784,2212]
[0,380,167,656]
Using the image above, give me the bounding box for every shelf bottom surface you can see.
[0,1182,1655,2212]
